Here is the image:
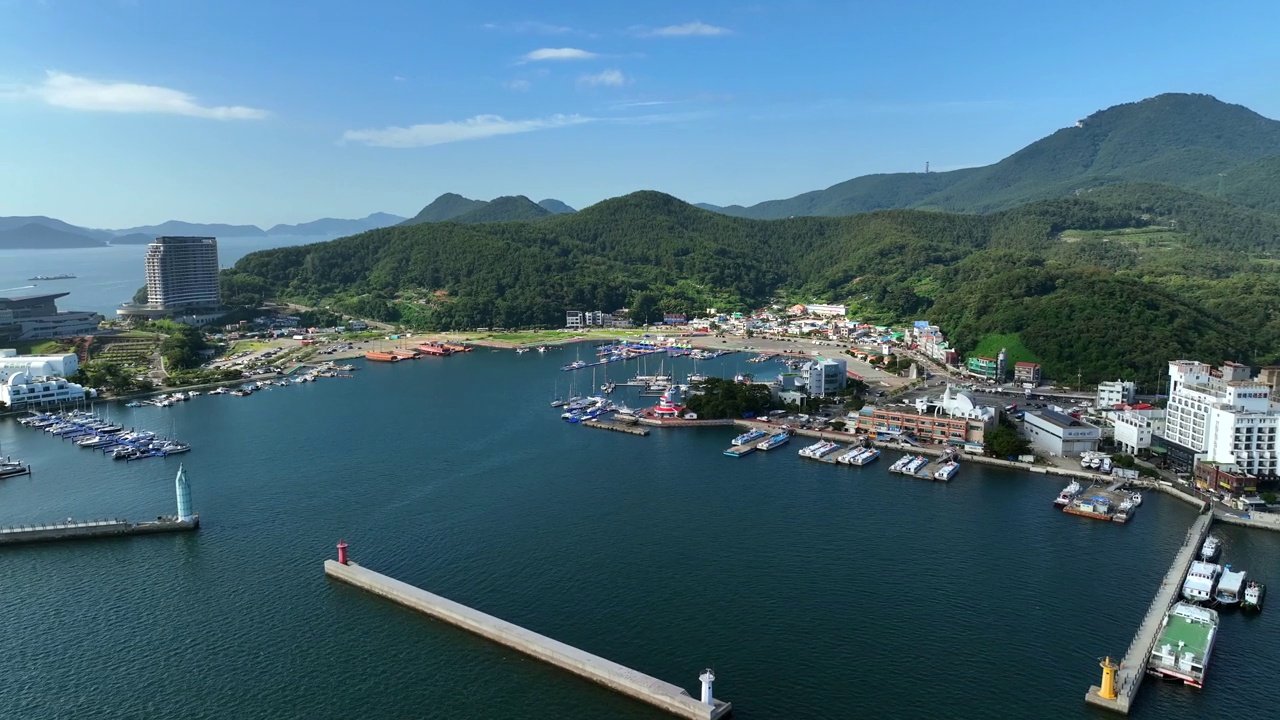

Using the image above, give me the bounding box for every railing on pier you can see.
[0,518,130,534]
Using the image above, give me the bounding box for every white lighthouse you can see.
[175,464,193,522]
[698,669,715,706]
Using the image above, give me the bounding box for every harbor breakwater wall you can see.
[325,560,730,720]
[0,516,199,547]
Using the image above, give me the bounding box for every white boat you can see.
[1054,481,1082,507]
[1100,457,1113,474]
[889,455,912,472]
[757,432,791,451]
[1147,602,1218,688]
[850,448,880,466]
[1215,567,1246,606]
[1182,561,1223,603]
[1129,491,1143,507]
[933,461,959,481]
[1200,535,1221,562]
[836,446,865,464]
[1243,581,1265,610]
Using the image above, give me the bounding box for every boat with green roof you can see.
[1147,602,1219,688]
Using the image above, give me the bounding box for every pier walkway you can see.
[0,515,199,546]
[1085,512,1213,714]
[582,419,650,436]
[326,559,730,720]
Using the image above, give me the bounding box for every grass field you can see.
[5,339,67,355]
[970,332,1040,366]
[1060,226,1185,250]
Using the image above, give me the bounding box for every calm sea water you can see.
[0,236,331,315]
[1,351,1277,719]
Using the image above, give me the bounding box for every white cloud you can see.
[521,47,598,62]
[641,21,732,37]
[503,79,532,92]
[393,75,407,82]
[578,69,628,88]
[27,71,267,119]
[343,113,593,148]
[484,21,573,35]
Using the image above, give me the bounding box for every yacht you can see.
[155,441,191,455]
[515,347,530,354]
[1054,481,1082,507]
[1215,567,1247,607]
[1200,535,1222,562]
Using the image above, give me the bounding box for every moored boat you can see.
[850,448,880,465]
[1215,567,1246,607]
[731,429,767,446]
[1242,581,1265,610]
[1182,561,1223,604]
[1200,535,1221,562]
[1054,480,1082,507]
[757,432,791,451]
[933,461,959,481]
[1147,602,1218,688]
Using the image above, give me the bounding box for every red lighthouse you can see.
[336,540,349,565]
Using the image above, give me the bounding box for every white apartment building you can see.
[144,236,221,310]
[1113,410,1165,455]
[0,350,86,409]
[1096,380,1137,408]
[1162,361,1278,478]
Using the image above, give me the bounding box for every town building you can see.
[1112,408,1166,455]
[1096,379,1137,408]
[1257,365,1280,396]
[0,349,87,409]
[117,236,221,322]
[0,293,102,340]
[805,304,847,317]
[565,310,584,329]
[966,355,1001,381]
[1021,409,1102,457]
[662,313,688,325]
[855,404,986,445]
[805,357,847,397]
[1013,362,1041,386]
[1158,360,1278,482]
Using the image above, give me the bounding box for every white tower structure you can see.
[175,464,193,522]
[698,669,715,706]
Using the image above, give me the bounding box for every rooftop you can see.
[1030,408,1091,429]
[0,292,69,307]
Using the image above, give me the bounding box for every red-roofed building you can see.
[1013,361,1041,386]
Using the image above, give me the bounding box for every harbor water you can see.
[1,350,1278,719]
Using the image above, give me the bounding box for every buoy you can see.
[1098,656,1119,700]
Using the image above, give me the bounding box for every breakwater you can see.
[1085,513,1213,714]
[0,515,198,546]
[325,557,731,720]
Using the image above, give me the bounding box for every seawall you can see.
[325,560,731,720]
[0,516,199,546]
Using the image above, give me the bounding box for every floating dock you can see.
[582,419,650,436]
[1,463,32,479]
[1084,513,1213,714]
[325,554,731,720]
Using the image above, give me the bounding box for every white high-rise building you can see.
[144,236,220,310]
[1161,360,1278,478]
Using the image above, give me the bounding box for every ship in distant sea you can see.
[28,274,76,281]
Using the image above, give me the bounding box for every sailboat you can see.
[550,378,566,407]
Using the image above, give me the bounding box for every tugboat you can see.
[1200,535,1222,562]
[1242,581,1266,611]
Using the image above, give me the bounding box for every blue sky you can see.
[1,0,1278,228]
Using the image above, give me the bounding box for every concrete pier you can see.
[326,559,731,720]
[1084,512,1213,714]
[0,515,199,547]
[582,419,651,436]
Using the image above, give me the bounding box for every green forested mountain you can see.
[702,94,1280,218]
[0,222,107,249]
[226,183,1280,385]
[1193,154,1280,216]
[537,199,577,215]
[450,195,551,223]
[401,193,490,224]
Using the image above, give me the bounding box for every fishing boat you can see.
[1054,480,1082,507]
[1214,567,1247,607]
[1242,581,1265,610]
[1200,535,1222,562]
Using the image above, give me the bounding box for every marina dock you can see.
[325,554,731,720]
[1085,513,1213,714]
[0,516,198,546]
[582,419,650,436]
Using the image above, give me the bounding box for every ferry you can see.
[1215,567,1247,607]
[835,446,865,464]
[28,274,76,280]
[798,441,838,458]
[889,455,913,473]
[1200,535,1222,562]
[1243,581,1265,610]
[731,429,768,446]
[902,455,928,475]
[850,448,880,466]
[933,461,959,482]
[1054,481,1082,507]
[757,432,791,451]
[1182,561,1223,604]
[1147,602,1218,688]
